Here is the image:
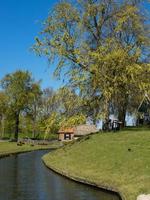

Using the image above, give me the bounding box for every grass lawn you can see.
[0,141,59,157]
[43,127,150,200]
[2,132,58,140]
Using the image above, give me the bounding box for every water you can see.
[0,150,120,200]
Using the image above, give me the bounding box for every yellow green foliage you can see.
[33,0,150,121]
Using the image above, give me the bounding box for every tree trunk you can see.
[103,98,110,131]
[1,114,5,138]
[32,119,36,139]
[117,93,128,128]
[32,103,37,139]
[118,108,126,128]
[14,112,20,141]
[118,99,128,128]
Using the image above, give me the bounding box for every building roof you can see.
[138,94,150,113]
[74,124,98,136]
[58,127,74,134]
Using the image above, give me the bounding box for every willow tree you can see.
[34,0,150,126]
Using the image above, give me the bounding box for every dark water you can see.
[0,150,120,200]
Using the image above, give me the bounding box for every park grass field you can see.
[43,127,150,200]
[1,132,57,140]
[0,141,59,158]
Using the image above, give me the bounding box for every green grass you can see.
[0,141,60,157]
[43,128,150,200]
[1,132,58,140]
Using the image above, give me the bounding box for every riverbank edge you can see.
[42,155,124,200]
[0,146,57,159]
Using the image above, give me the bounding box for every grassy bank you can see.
[0,141,60,158]
[43,128,150,200]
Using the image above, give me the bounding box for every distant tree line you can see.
[0,70,84,141]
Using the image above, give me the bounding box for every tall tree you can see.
[27,82,42,138]
[0,92,8,138]
[1,70,38,141]
[44,87,85,138]
[34,0,150,126]
[41,87,56,119]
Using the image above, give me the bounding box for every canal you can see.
[0,150,120,200]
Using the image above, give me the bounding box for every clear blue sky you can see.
[0,1,149,90]
[0,0,63,90]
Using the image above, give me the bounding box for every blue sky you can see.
[0,0,63,90]
[0,1,149,90]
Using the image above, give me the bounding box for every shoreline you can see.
[0,144,122,200]
[42,154,124,200]
[41,129,150,200]
[0,147,56,159]
[0,141,60,159]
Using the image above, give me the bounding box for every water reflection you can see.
[0,150,120,200]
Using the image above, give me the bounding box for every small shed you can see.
[138,94,150,125]
[58,124,98,141]
[58,128,74,141]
